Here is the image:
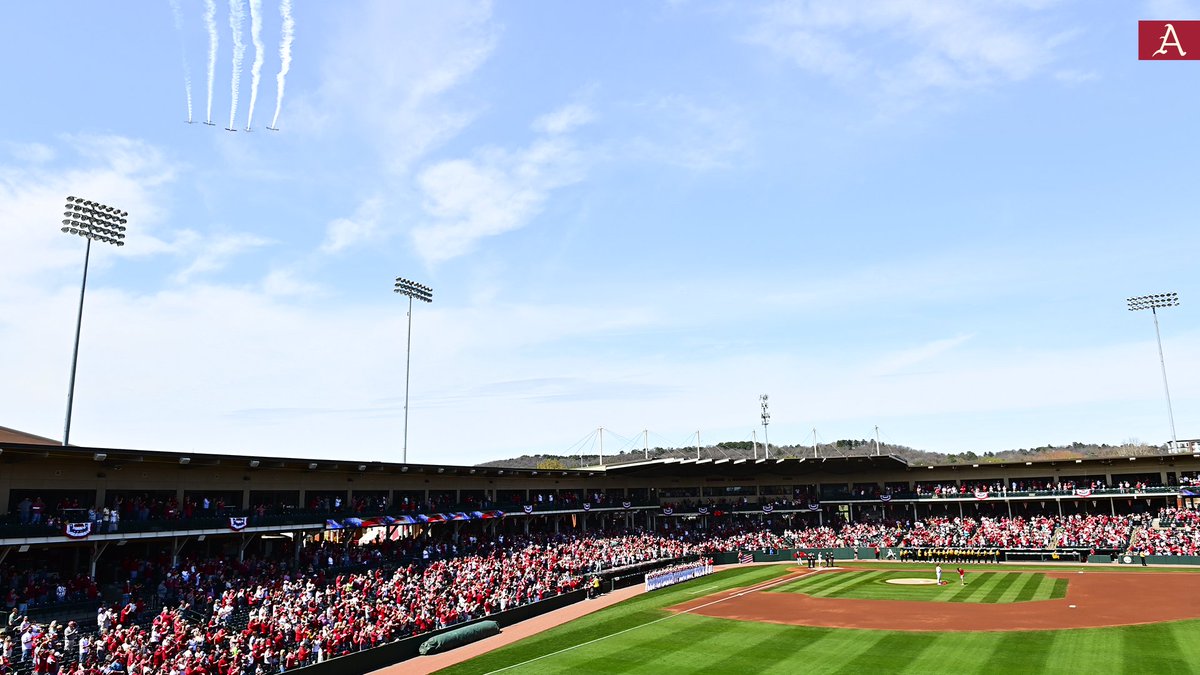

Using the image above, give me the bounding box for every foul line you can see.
[483,568,815,674]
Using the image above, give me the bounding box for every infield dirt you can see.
[668,568,1200,631]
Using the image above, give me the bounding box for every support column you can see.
[239,534,254,563]
[170,537,190,567]
[90,541,110,579]
[1006,500,1013,518]
[1057,499,1063,517]
[958,502,963,519]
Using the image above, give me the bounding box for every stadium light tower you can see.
[59,196,128,446]
[1127,292,1180,447]
[394,277,433,463]
[760,394,770,460]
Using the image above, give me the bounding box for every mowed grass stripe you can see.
[566,618,725,674]
[943,572,1000,603]
[701,623,824,674]
[895,633,994,674]
[448,566,792,674]
[986,631,1057,673]
[1121,622,1190,675]
[831,632,939,674]
[1015,573,1060,603]
[955,572,1025,603]
[786,570,876,594]
[808,571,890,598]
[999,571,1046,603]
[979,572,1025,603]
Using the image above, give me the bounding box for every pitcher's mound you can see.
[885,578,939,585]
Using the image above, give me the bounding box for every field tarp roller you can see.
[419,620,501,655]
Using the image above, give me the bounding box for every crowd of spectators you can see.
[4,504,1200,673]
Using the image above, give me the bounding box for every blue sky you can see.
[1,0,1197,464]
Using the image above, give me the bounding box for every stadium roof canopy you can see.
[598,454,911,479]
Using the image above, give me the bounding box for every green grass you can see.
[771,569,1067,603]
[436,565,1200,675]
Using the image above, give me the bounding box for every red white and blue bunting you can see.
[1074,488,1093,497]
[64,522,92,539]
[761,504,774,514]
[228,517,248,531]
[697,506,709,515]
[522,505,534,515]
[974,491,989,501]
[662,507,674,516]
[808,503,821,511]
[582,503,591,511]
[880,494,893,503]
[622,501,632,510]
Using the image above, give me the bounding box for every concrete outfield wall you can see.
[1109,553,1200,566]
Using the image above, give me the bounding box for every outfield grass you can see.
[438,565,1200,674]
[771,569,1067,603]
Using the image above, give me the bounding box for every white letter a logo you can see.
[1154,23,1188,57]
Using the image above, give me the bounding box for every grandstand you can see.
[3,427,1200,673]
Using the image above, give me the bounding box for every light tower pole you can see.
[394,277,433,463]
[760,394,770,460]
[60,196,128,446]
[1127,292,1180,447]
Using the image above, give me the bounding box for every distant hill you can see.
[478,439,1166,470]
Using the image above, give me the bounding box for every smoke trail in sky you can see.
[169,0,193,123]
[244,0,264,130]
[228,0,246,130]
[204,0,218,124]
[270,0,294,130]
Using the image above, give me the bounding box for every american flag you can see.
[738,552,753,564]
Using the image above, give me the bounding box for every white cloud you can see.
[298,0,499,172]
[0,135,176,292]
[871,334,974,376]
[745,0,1073,104]
[411,133,586,264]
[5,142,56,164]
[172,232,272,283]
[320,197,383,253]
[532,103,595,135]
[623,96,748,170]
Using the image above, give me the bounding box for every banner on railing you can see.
[808,503,820,511]
[697,506,709,515]
[64,522,92,539]
[662,507,674,516]
[582,503,591,511]
[880,494,892,503]
[1074,488,1093,497]
[974,491,989,501]
[762,504,774,514]
[622,501,632,510]
[228,517,248,531]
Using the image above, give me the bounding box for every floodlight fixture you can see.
[59,196,128,446]
[1127,292,1181,445]
[393,276,434,463]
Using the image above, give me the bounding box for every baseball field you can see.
[438,563,1200,674]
